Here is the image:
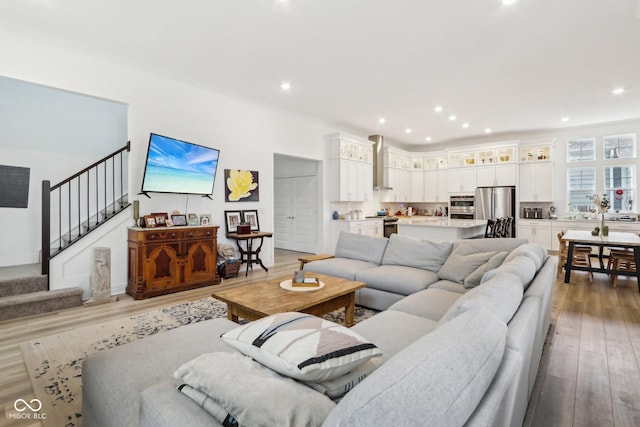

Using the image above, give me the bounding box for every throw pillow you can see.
[220,312,382,382]
[481,255,537,290]
[335,231,389,265]
[463,251,508,289]
[175,352,335,427]
[305,357,382,400]
[437,251,497,283]
[381,234,452,273]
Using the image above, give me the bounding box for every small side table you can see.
[298,254,335,270]
[226,231,273,276]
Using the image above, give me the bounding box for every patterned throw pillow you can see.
[220,312,382,382]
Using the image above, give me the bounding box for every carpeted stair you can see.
[0,275,83,321]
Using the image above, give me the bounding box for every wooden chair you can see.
[557,231,594,281]
[605,234,639,287]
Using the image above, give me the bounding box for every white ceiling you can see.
[1,0,640,145]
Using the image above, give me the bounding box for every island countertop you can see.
[397,217,487,229]
[397,217,487,241]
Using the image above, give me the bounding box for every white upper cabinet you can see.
[447,167,477,194]
[327,133,374,202]
[519,162,553,201]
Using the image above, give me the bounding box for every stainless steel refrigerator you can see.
[475,186,516,236]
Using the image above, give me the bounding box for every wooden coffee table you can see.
[211,273,366,326]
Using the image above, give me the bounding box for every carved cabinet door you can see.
[183,240,216,283]
[144,244,181,290]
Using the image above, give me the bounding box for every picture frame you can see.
[200,214,212,226]
[242,209,260,231]
[224,210,242,234]
[165,219,174,227]
[151,212,168,227]
[143,215,157,228]
[171,214,187,226]
[187,213,199,226]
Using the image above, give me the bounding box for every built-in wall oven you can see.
[449,195,475,219]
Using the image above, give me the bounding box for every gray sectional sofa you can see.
[82,232,557,427]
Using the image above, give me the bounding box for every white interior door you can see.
[274,176,316,253]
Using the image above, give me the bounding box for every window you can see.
[567,168,595,211]
[604,166,635,211]
[567,138,595,162]
[603,133,636,160]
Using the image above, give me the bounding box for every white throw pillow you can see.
[220,312,382,382]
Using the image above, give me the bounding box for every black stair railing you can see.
[41,142,131,275]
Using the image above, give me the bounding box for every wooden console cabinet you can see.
[127,226,220,299]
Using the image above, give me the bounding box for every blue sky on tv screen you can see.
[148,134,219,174]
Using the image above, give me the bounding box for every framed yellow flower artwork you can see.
[224,169,259,202]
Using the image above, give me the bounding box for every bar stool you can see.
[557,231,593,281]
[484,219,497,238]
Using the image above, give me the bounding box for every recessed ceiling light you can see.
[502,0,518,5]
[405,128,412,134]
[378,117,386,124]
[280,82,291,91]
[425,137,432,142]
[434,106,443,113]
[485,128,492,134]
[561,116,570,122]
[462,122,470,128]
[611,87,625,95]
[449,115,457,121]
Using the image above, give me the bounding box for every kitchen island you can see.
[397,217,487,242]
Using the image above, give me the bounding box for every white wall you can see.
[0,26,349,295]
[0,76,127,267]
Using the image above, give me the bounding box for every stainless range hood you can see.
[368,134,393,190]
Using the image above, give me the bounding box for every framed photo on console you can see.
[171,214,187,226]
[151,212,168,227]
[200,214,212,225]
[143,215,157,228]
[187,213,199,226]
[225,210,242,234]
[242,210,260,231]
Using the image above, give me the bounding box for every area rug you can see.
[20,297,377,427]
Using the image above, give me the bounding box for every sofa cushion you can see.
[303,257,377,280]
[464,251,509,289]
[481,255,537,290]
[503,242,549,270]
[450,238,527,256]
[428,280,467,294]
[388,288,461,321]
[351,310,439,361]
[355,265,439,296]
[334,231,388,265]
[323,308,507,427]
[437,251,497,283]
[174,352,335,427]
[220,312,381,382]
[381,234,452,273]
[440,272,524,325]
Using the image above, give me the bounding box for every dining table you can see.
[561,229,640,292]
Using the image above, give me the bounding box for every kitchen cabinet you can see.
[477,164,517,187]
[519,163,553,201]
[424,170,448,202]
[327,134,374,202]
[411,170,425,201]
[517,220,552,250]
[447,167,476,194]
[385,167,411,202]
[449,151,476,168]
[127,226,219,299]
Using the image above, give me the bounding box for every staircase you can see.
[0,271,82,321]
[0,142,130,322]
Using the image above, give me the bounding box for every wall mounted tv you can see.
[140,133,220,197]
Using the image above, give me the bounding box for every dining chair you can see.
[557,231,594,281]
[606,233,639,287]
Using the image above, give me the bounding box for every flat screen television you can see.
[140,133,220,196]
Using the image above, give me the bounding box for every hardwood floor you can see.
[1,250,639,426]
